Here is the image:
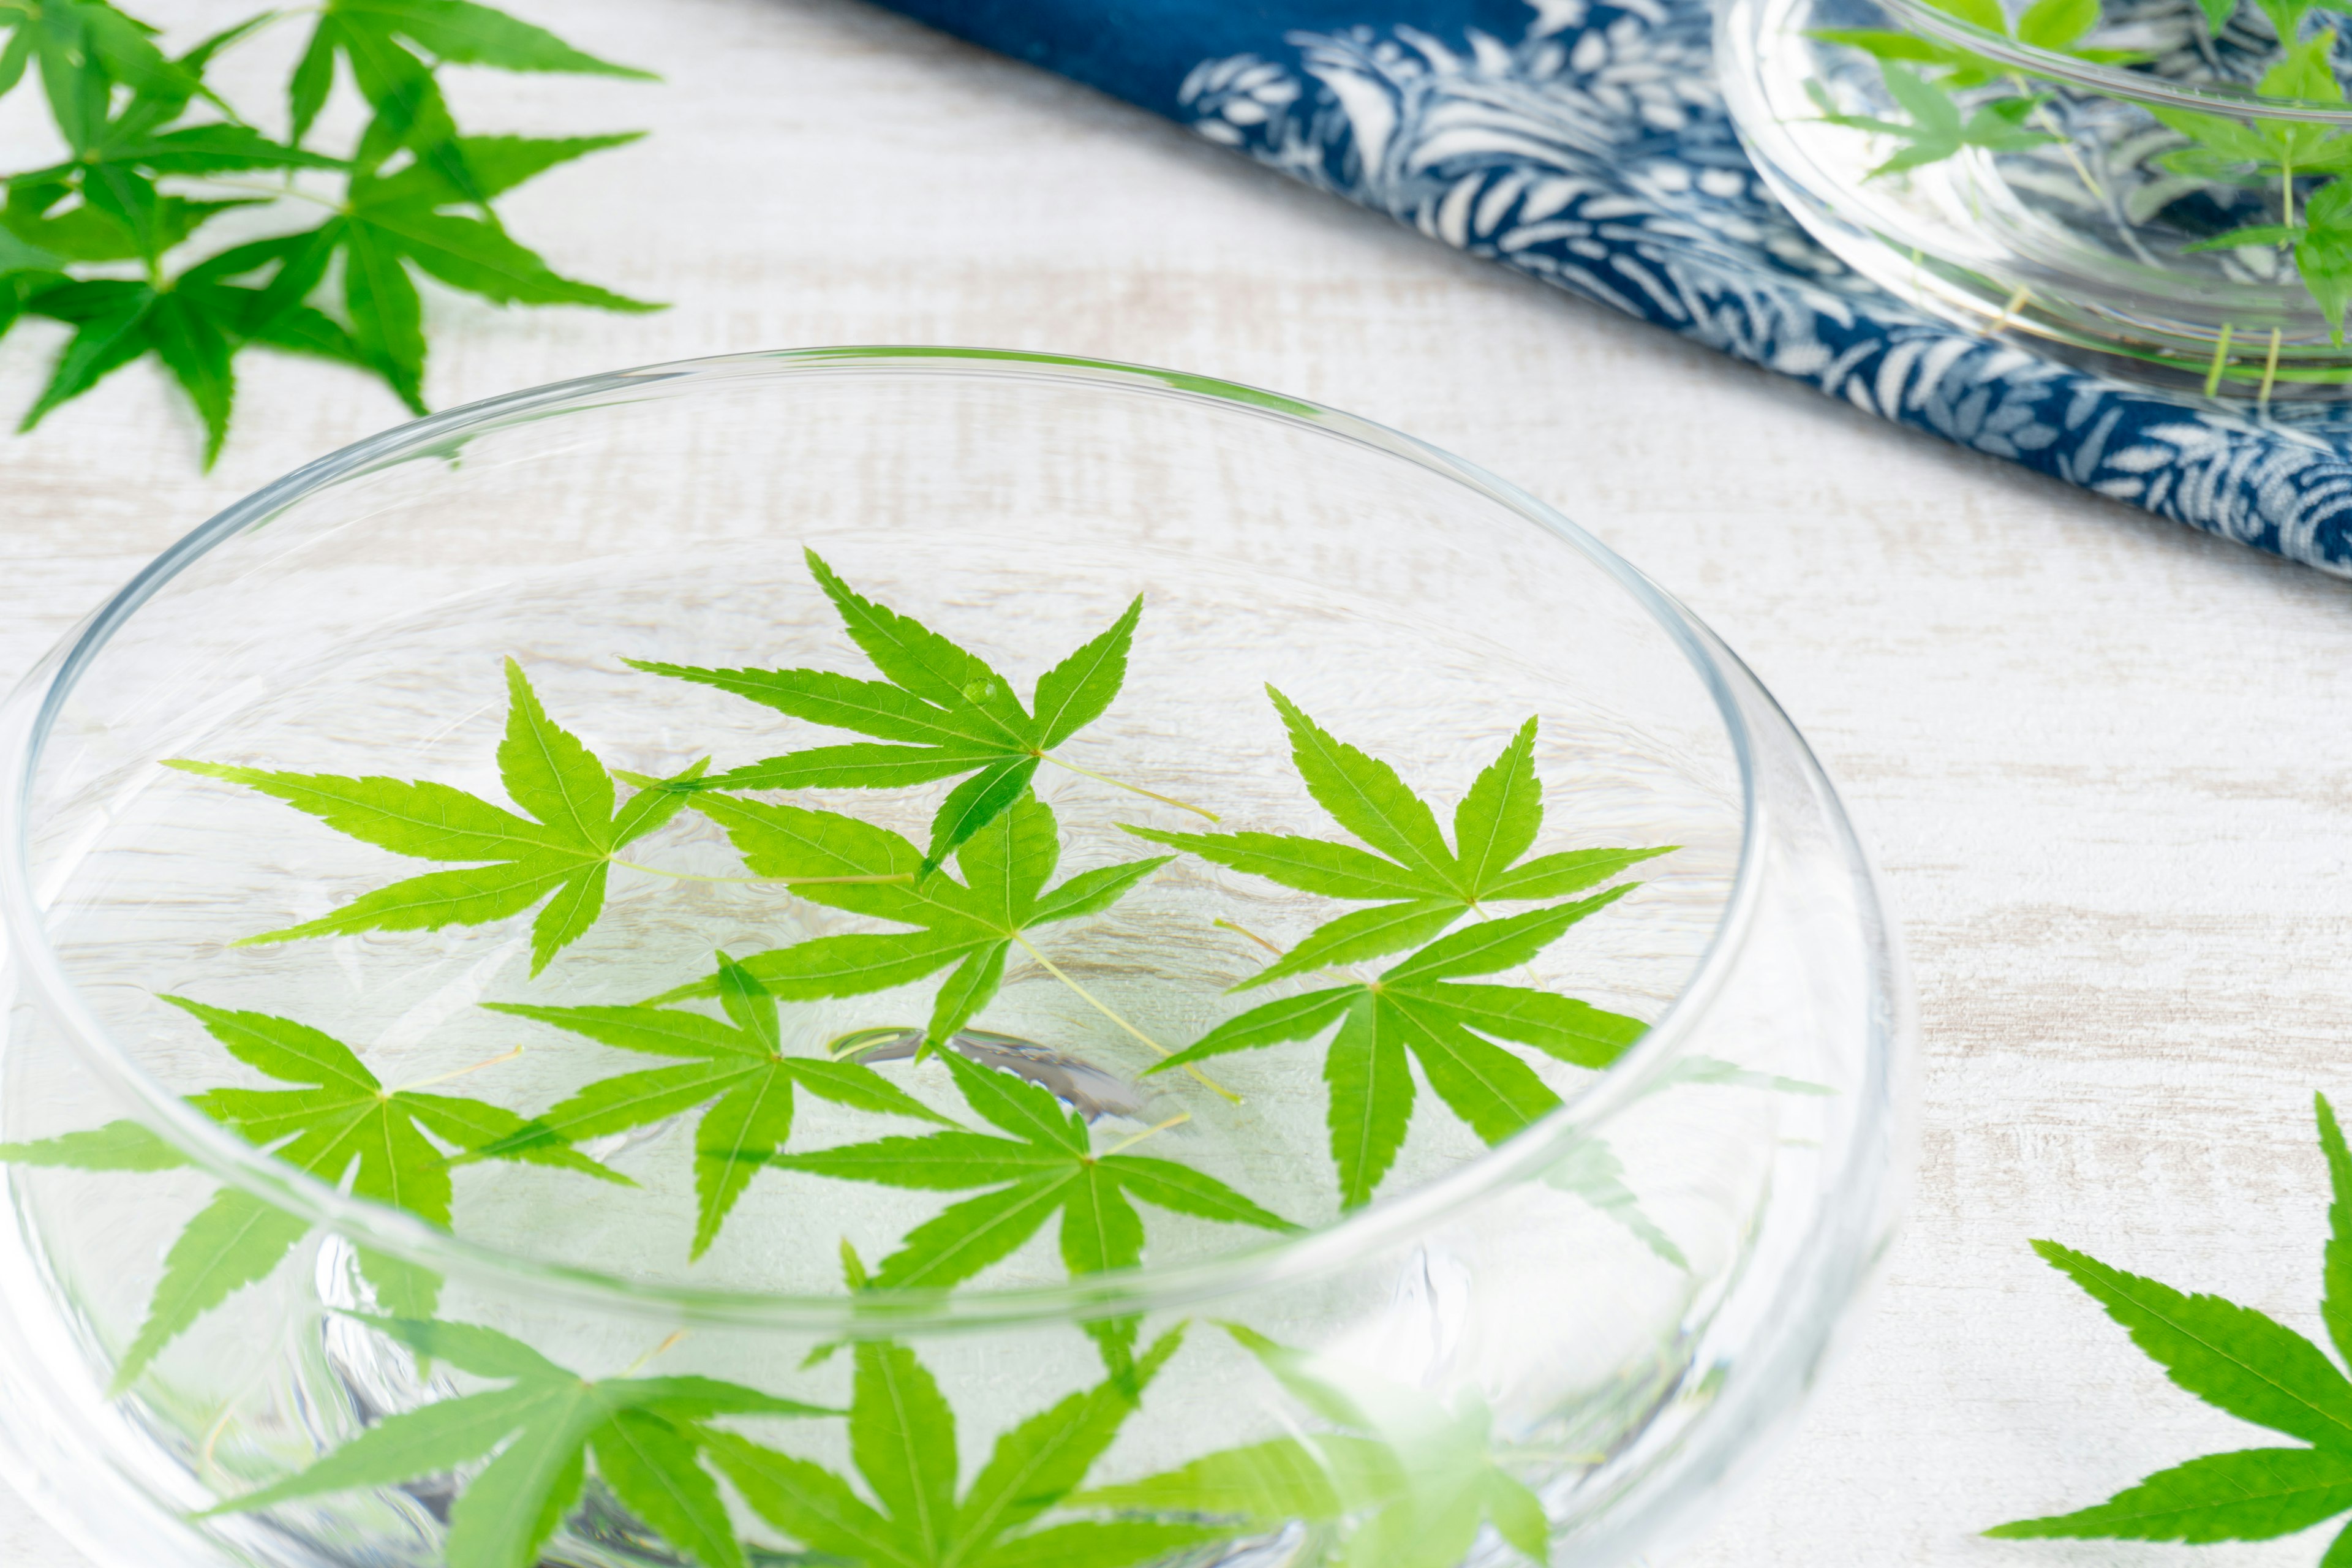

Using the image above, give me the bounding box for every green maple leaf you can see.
[2190,181,2352,346]
[474,949,952,1260]
[4,53,339,263]
[1126,693,1668,992]
[1805,66,2058,179]
[204,1314,834,1568]
[1988,1093,2352,1554]
[630,549,1166,874]
[0,227,64,342]
[770,1052,1296,1365]
[660,788,1171,1053]
[226,130,657,415]
[13,247,369,466]
[707,1324,1226,1568]
[285,0,652,204]
[0,0,213,153]
[1,12,274,264]
[1809,0,2145,88]
[2154,36,2352,184]
[0,997,620,1392]
[164,658,704,975]
[1080,1324,1548,1568]
[1148,897,1644,1209]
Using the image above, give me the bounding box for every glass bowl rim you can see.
[1,345,1819,1335]
[1879,0,2352,119]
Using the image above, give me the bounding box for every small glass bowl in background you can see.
[1721,0,2352,398]
[0,349,1909,1568]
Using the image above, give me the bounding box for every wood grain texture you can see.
[4,1,2350,1564]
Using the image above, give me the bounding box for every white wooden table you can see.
[4,2,2346,1562]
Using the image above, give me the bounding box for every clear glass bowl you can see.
[0,348,1909,1568]
[1721,0,2352,395]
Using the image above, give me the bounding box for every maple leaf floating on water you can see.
[769,1049,1297,1367]
[1130,693,1665,1208]
[0,997,619,1391]
[630,549,1200,874]
[165,658,707,975]
[658,788,1177,1061]
[1153,899,1646,1210]
[704,1322,1227,1568]
[475,950,952,1261]
[1988,1093,2352,1556]
[1126,692,1671,990]
[203,1315,834,1568]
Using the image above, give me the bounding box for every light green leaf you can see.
[854,1340,959,1560]
[1032,595,1142,749]
[479,952,944,1257]
[1233,898,1464,992]
[1452,717,1542,892]
[591,1409,744,1568]
[773,1052,1293,1300]
[172,663,698,972]
[0,1118,189,1171]
[114,1187,309,1392]
[637,553,1159,861]
[2033,1239,2352,1450]
[1120,824,1439,900]
[1267,686,1457,884]
[211,1315,829,1568]
[2323,1093,2352,1368]
[1325,995,1412,1211]
[1988,1447,2352,1542]
[1381,994,1562,1147]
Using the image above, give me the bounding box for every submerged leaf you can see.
[2,997,620,1390]
[206,1314,829,1568]
[710,1325,1219,1568]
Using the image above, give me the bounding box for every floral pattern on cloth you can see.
[1167,1,2352,570]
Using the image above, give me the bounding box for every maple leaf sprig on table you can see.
[705,1314,1229,1568]
[1989,1093,2352,1558]
[0,997,620,1390]
[628,550,1215,874]
[203,1315,837,1568]
[770,1048,1297,1368]
[473,950,953,1261]
[1126,693,1670,990]
[0,0,657,467]
[164,658,894,976]
[1080,1323,1549,1568]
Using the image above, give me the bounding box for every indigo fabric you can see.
[875,0,2352,575]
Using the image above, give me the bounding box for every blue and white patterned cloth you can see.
[875,0,2352,576]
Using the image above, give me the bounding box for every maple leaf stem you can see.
[609,859,915,888]
[1040,753,1219,823]
[624,1329,689,1375]
[1100,1110,1193,1156]
[394,1043,522,1091]
[1213,918,1286,957]
[1010,935,1241,1104]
